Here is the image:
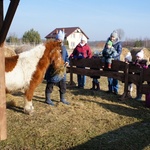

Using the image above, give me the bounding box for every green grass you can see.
[0,75,150,150]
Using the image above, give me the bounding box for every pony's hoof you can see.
[24,106,34,115]
[24,109,34,115]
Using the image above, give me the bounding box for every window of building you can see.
[71,42,75,48]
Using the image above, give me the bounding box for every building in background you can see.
[45,27,89,49]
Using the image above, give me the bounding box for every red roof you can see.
[45,27,89,39]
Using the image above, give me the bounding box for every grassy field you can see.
[0,73,150,150]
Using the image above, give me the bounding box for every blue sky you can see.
[4,0,150,41]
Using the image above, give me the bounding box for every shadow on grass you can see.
[33,95,59,104]
[68,86,147,108]
[70,120,150,150]
[10,91,24,96]
[68,87,150,150]
[7,105,24,114]
[6,91,25,113]
[33,95,45,103]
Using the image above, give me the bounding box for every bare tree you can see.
[116,28,125,40]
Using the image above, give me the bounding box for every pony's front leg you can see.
[24,98,34,115]
[24,90,34,115]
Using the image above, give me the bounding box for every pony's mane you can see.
[35,41,63,74]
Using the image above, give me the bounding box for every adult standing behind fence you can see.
[105,30,122,95]
[69,36,92,88]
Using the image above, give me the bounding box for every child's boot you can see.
[95,82,100,91]
[127,91,132,98]
[60,93,70,105]
[90,81,95,90]
[45,93,54,106]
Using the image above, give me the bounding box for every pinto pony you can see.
[5,41,65,114]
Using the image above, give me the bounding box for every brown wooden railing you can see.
[68,58,150,100]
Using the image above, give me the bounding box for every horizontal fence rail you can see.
[67,58,150,99]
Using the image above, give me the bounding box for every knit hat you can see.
[125,52,132,62]
[110,30,118,39]
[107,40,113,46]
[56,30,65,41]
[81,36,87,43]
[136,50,144,59]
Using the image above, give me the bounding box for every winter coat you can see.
[133,59,148,69]
[102,46,117,58]
[105,37,122,60]
[69,43,92,59]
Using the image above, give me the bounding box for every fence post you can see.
[69,59,73,85]
[119,63,129,100]
[139,68,143,95]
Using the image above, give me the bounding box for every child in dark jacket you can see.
[90,51,101,90]
[102,40,117,68]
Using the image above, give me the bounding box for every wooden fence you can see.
[68,58,150,100]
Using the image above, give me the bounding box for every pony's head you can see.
[45,41,65,77]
